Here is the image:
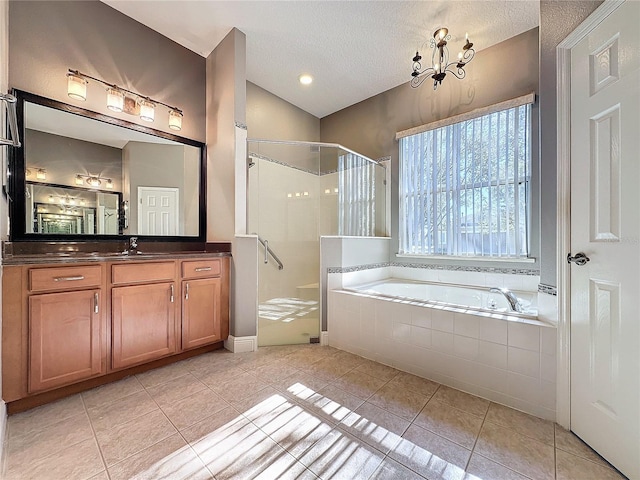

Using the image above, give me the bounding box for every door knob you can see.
[567,252,590,266]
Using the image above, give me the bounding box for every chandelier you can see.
[411,28,475,90]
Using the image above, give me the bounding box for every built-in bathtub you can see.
[328,278,557,420]
[344,278,538,320]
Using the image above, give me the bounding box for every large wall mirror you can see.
[10,90,206,241]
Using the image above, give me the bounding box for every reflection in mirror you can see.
[26,182,121,234]
[21,98,202,237]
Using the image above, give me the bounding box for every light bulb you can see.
[299,74,313,85]
[106,179,114,189]
[168,109,183,131]
[75,175,84,186]
[36,169,46,180]
[465,32,469,41]
[458,52,463,61]
[48,195,54,203]
[139,99,155,122]
[106,87,124,112]
[67,73,87,101]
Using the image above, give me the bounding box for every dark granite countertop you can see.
[2,241,232,265]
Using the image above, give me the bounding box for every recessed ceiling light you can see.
[299,74,313,85]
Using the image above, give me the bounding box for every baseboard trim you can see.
[0,400,6,474]
[320,331,329,346]
[224,335,258,353]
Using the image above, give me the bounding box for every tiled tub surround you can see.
[328,288,557,421]
[2,344,623,480]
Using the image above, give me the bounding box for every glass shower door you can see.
[248,142,321,346]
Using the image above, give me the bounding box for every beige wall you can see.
[321,28,539,271]
[247,81,320,142]
[206,28,246,242]
[9,0,206,142]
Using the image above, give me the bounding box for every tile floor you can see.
[1,345,627,480]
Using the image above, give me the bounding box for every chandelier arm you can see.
[444,65,466,80]
[462,48,475,63]
[410,70,435,88]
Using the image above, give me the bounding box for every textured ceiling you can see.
[102,1,539,118]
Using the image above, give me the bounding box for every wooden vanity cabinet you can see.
[1,263,108,399]
[181,259,225,349]
[2,254,229,409]
[110,262,178,370]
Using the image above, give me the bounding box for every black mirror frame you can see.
[9,90,207,243]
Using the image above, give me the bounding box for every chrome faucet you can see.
[489,287,522,313]
[128,236,138,254]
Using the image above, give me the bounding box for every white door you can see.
[138,186,179,236]
[570,1,640,478]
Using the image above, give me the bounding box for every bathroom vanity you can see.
[2,250,230,412]
[1,90,229,413]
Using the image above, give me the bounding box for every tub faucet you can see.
[489,287,522,313]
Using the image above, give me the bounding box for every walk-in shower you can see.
[247,140,387,346]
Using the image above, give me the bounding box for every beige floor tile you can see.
[145,372,208,407]
[281,351,324,370]
[233,386,295,423]
[194,417,293,480]
[414,400,484,449]
[108,433,211,480]
[369,458,427,479]
[270,371,331,396]
[368,382,430,421]
[254,460,319,480]
[474,421,554,480]
[6,412,94,468]
[7,394,85,438]
[431,386,490,417]
[485,402,554,446]
[331,370,388,400]
[389,424,471,480]
[180,405,248,446]
[5,437,104,480]
[332,350,368,368]
[465,453,531,480]
[554,424,611,467]
[259,403,333,459]
[87,390,158,434]
[95,409,177,466]
[251,358,302,383]
[160,388,228,430]
[209,371,270,403]
[193,365,247,387]
[299,427,385,480]
[234,351,281,371]
[304,356,356,379]
[340,401,410,454]
[87,471,110,480]
[354,359,400,381]
[296,383,366,425]
[556,449,627,480]
[136,361,190,389]
[386,372,440,397]
[82,376,144,410]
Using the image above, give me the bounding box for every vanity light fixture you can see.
[106,87,125,113]
[67,72,88,101]
[36,169,46,180]
[66,69,184,131]
[410,28,475,90]
[75,173,114,189]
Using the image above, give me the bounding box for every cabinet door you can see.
[182,278,221,350]
[112,282,176,369]
[29,289,103,393]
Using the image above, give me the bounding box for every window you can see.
[338,152,376,236]
[399,100,532,258]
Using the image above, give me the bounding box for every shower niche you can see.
[247,140,387,346]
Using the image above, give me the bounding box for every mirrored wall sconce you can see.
[75,174,113,189]
[46,194,85,206]
[67,69,183,131]
[26,168,47,180]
